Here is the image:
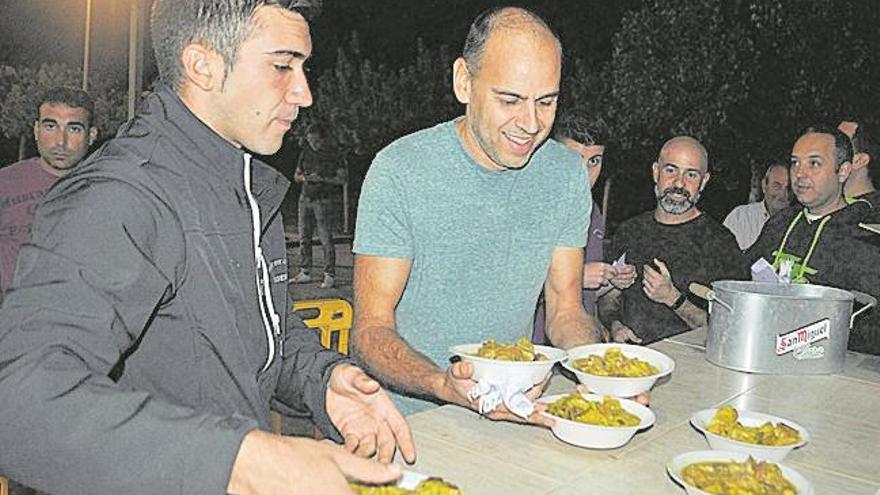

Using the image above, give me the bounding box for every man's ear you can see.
[700,172,711,192]
[88,126,98,146]
[651,161,659,182]
[838,161,853,183]
[852,152,870,171]
[180,43,225,92]
[452,58,471,105]
[33,120,39,141]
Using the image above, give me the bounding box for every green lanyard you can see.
[772,210,830,284]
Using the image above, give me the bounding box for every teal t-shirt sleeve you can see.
[556,164,591,248]
[352,152,414,259]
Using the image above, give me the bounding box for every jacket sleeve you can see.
[0,177,256,495]
[271,296,350,443]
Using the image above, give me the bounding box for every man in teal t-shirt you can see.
[351,6,603,418]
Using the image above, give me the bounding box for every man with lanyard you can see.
[747,124,880,354]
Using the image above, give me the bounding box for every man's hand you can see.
[583,262,616,289]
[610,321,643,344]
[609,263,637,290]
[325,364,416,464]
[642,258,679,306]
[439,361,554,427]
[227,430,402,495]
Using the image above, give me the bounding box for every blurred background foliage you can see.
[0,0,877,224]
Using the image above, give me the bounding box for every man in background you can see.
[723,161,792,250]
[747,125,880,354]
[599,136,743,344]
[838,120,878,208]
[291,122,347,289]
[532,112,636,344]
[0,87,97,302]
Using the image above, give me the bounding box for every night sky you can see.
[0,0,641,85]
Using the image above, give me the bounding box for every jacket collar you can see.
[146,86,290,228]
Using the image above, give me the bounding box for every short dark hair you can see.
[462,6,560,75]
[36,87,95,126]
[798,124,854,171]
[851,122,876,159]
[151,0,317,89]
[553,111,607,147]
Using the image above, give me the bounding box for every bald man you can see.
[351,6,602,419]
[599,136,744,344]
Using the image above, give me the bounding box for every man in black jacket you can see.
[0,2,414,494]
[747,125,880,354]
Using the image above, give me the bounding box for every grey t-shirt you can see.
[353,119,591,413]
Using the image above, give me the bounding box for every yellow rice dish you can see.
[474,337,547,362]
[546,393,640,427]
[682,456,797,495]
[571,347,659,377]
[350,478,461,495]
[707,406,802,446]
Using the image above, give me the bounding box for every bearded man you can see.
[598,136,745,344]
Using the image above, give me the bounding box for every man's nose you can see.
[517,102,540,135]
[672,173,685,188]
[287,70,313,108]
[60,130,72,150]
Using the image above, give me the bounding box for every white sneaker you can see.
[291,270,311,283]
[320,274,335,289]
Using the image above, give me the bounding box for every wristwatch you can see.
[669,292,687,311]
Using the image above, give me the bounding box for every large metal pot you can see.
[691,281,876,374]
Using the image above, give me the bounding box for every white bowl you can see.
[449,343,566,386]
[537,392,655,449]
[690,408,810,462]
[397,471,448,490]
[667,450,813,495]
[562,343,674,397]
[355,470,459,492]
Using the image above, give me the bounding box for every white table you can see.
[402,329,880,494]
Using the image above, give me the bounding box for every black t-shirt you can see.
[856,189,880,223]
[607,211,745,343]
[747,201,880,354]
[296,146,344,200]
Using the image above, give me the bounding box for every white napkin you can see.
[751,258,785,283]
[467,375,535,418]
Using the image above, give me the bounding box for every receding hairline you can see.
[658,136,709,170]
[487,8,560,50]
[464,6,561,74]
[764,162,788,180]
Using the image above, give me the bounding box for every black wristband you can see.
[669,292,687,311]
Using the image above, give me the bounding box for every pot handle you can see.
[850,290,878,328]
[689,283,734,312]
